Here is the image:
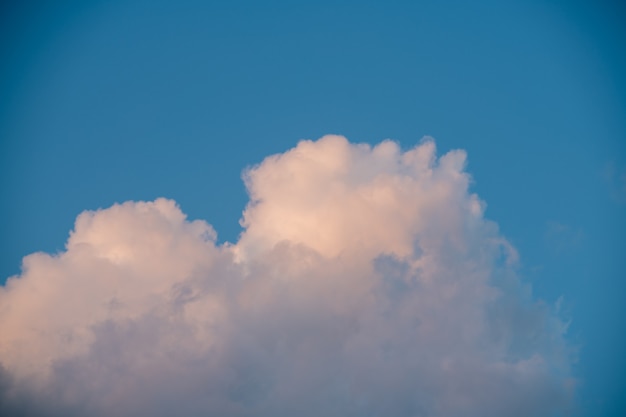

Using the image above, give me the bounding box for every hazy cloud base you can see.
[0,136,574,416]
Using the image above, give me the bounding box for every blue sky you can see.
[1,0,625,415]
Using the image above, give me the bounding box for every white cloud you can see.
[0,136,574,416]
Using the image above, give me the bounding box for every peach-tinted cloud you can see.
[0,136,574,416]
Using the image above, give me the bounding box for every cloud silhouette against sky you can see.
[0,136,574,416]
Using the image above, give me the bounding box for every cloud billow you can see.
[0,136,574,416]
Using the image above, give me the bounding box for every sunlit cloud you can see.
[0,136,574,416]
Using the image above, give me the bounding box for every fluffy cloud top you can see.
[0,136,573,416]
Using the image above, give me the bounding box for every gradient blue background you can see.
[1,0,624,415]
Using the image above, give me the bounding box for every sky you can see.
[0,0,624,416]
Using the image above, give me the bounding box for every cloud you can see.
[603,161,626,204]
[0,136,574,416]
[545,221,584,255]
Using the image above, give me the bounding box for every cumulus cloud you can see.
[0,135,574,416]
